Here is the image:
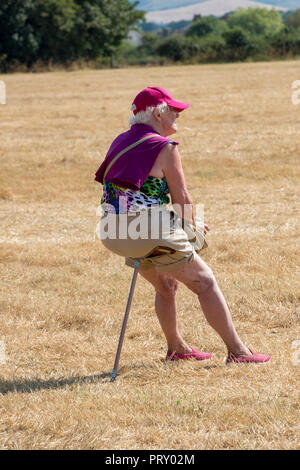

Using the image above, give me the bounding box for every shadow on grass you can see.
[0,372,112,395]
[0,362,219,394]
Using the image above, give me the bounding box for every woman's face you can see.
[160,106,180,136]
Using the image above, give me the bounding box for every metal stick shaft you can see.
[110,260,140,382]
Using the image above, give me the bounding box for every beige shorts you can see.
[97,205,196,272]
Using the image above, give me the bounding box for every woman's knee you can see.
[156,275,179,298]
[190,267,216,295]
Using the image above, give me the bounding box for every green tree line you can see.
[0,3,300,72]
[0,0,144,71]
[120,8,300,65]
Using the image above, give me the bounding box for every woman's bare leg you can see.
[167,254,251,356]
[138,268,192,353]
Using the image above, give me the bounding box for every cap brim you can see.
[167,100,190,112]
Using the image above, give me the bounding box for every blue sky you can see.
[131,0,300,12]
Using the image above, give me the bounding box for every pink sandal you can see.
[166,347,212,361]
[226,348,270,364]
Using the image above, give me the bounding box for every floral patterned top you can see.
[101,176,170,214]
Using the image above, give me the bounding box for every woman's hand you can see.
[195,217,210,235]
[204,224,210,236]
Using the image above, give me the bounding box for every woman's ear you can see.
[153,107,161,122]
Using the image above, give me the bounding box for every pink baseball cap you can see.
[131,86,189,115]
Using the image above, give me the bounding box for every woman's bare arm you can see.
[159,144,195,226]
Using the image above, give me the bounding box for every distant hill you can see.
[134,0,212,11]
[133,0,299,11]
[144,0,289,23]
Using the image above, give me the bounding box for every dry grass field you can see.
[0,61,299,450]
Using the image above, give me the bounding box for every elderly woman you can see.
[95,86,269,364]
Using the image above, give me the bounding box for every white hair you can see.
[129,101,168,126]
